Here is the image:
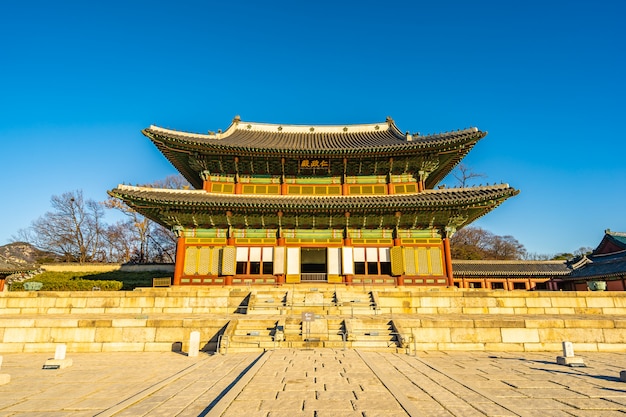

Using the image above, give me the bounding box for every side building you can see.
[109,116,519,286]
[555,230,626,291]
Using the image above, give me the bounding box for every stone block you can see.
[144,342,176,352]
[501,328,540,343]
[35,318,79,328]
[486,307,516,314]
[0,374,10,385]
[496,297,527,308]
[550,297,586,308]
[474,318,525,328]
[597,343,626,352]
[523,342,563,352]
[412,328,451,343]
[602,329,626,344]
[414,308,438,314]
[111,318,147,328]
[420,297,451,308]
[525,307,545,314]
[525,318,565,328]
[23,343,58,353]
[56,297,87,308]
[3,327,50,343]
[66,343,103,353]
[0,318,35,328]
[556,308,576,314]
[94,328,124,342]
[525,298,552,308]
[163,307,194,314]
[49,328,96,343]
[0,343,23,353]
[154,327,186,342]
[573,307,603,315]
[484,343,525,352]
[450,328,501,343]
[411,342,438,351]
[603,308,626,315]
[85,297,118,308]
[122,327,156,343]
[585,297,615,308]
[78,319,112,328]
[462,307,490,314]
[101,342,146,352]
[420,318,474,328]
[538,328,604,344]
[105,308,142,314]
[564,319,614,329]
[44,308,71,314]
[120,297,155,309]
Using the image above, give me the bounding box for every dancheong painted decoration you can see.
[109,116,519,286]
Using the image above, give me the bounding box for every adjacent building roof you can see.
[592,229,626,255]
[452,260,571,277]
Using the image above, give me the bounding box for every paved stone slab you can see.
[1,350,626,416]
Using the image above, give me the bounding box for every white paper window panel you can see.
[379,247,391,262]
[353,247,365,262]
[327,247,341,275]
[366,247,378,261]
[286,247,300,275]
[249,247,262,262]
[236,247,249,262]
[342,247,354,274]
[273,247,285,275]
[262,247,273,261]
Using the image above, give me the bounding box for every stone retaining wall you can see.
[1,288,625,353]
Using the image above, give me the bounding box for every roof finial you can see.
[233,115,241,124]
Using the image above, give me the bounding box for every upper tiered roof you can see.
[143,116,486,189]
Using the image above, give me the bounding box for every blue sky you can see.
[1,1,624,257]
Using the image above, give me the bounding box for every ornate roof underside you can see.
[108,184,518,231]
[452,260,571,277]
[143,117,486,190]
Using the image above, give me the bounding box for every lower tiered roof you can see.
[108,184,519,231]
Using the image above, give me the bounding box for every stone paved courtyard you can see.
[1,350,626,416]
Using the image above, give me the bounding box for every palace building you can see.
[109,116,519,286]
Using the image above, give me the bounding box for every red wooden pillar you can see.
[173,235,186,286]
[443,236,454,287]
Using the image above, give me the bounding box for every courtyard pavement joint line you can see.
[94,354,214,417]
[200,350,270,417]
[410,354,522,416]
[356,350,423,417]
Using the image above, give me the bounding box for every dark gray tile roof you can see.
[143,119,485,154]
[109,183,517,211]
[452,260,571,276]
[567,251,626,280]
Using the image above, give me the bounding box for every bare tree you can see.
[451,226,527,260]
[28,190,106,263]
[104,174,188,263]
[452,163,487,188]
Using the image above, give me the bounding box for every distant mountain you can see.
[0,242,59,268]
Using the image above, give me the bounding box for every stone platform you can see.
[1,286,626,353]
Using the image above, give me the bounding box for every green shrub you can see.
[10,270,172,291]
